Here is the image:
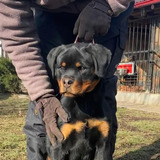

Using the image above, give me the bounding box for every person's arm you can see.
[0,0,67,145]
[0,0,53,101]
[107,0,134,16]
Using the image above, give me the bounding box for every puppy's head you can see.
[47,43,111,97]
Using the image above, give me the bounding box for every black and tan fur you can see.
[46,43,112,160]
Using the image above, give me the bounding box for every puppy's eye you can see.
[59,62,66,70]
[59,66,65,70]
[77,66,86,71]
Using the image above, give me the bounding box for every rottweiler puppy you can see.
[47,43,112,160]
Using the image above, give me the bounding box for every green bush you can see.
[0,57,22,93]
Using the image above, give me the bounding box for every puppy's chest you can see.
[60,118,110,142]
[58,97,109,142]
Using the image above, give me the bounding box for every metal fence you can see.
[117,16,160,94]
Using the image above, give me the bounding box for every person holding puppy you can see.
[0,0,134,159]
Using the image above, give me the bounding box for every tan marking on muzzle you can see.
[81,79,100,93]
[58,79,100,96]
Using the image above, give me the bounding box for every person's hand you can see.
[73,0,113,42]
[36,95,68,146]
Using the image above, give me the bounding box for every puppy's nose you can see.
[63,77,73,88]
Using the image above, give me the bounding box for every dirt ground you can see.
[117,101,160,114]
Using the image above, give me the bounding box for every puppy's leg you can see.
[94,141,111,160]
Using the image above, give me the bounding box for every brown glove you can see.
[36,95,68,146]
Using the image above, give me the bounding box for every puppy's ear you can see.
[84,43,111,78]
[47,45,67,78]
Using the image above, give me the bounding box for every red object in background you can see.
[117,62,135,75]
[135,0,160,8]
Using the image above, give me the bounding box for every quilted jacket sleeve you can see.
[0,0,54,101]
[107,0,135,16]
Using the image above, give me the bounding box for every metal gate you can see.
[117,16,160,94]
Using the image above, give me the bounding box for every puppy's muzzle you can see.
[62,77,74,88]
